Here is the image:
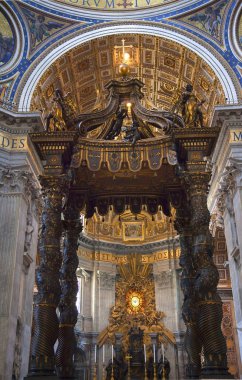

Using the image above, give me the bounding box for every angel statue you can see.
[172,84,205,128]
[105,106,128,140]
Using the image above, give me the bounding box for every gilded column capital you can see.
[39,174,70,196]
[182,172,211,196]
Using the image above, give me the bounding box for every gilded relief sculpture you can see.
[98,255,175,380]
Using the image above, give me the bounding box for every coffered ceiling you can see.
[31,34,225,127]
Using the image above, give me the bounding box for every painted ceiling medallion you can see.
[54,0,173,10]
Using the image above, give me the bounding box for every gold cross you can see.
[114,39,133,63]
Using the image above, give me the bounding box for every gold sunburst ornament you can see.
[126,290,144,314]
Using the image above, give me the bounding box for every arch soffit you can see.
[18,23,239,111]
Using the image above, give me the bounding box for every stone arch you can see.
[18,23,239,111]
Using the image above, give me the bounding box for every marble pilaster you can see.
[0,108,42,380]
[208,105,242,373]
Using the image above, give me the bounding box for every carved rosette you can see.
[56,199,83,378]
[28,175,69,376]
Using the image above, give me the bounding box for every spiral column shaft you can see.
[56,199,82,378]
[28,175,69,377]
[187,173,232,379]
[174,204,201,378]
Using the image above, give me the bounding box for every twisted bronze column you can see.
[56,199,82,378]
[27,175,69,377]
[174,204,202,378]
[187,173,232,379]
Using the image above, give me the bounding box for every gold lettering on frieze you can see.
[230,130,242,143]
[78,247,127,263]
[0,131,27,151]
[142,250,173,263]
[57,0,164,10]
[78,248,180,263]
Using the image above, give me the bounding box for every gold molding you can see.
[77,247,180,263]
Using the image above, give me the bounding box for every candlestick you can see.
[111,365,114,380]
[153,362,157,380]
[144,344,146,363]
[153,344,156,363]
[161,343,165,363]
[94,344,97,363]
[102,363,106,380]
[111,345,114,364]
[103,344,105,363]
[93,363,97,380]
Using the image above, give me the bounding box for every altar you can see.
[105,327,170,380]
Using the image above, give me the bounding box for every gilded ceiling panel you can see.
[31,34,225,128]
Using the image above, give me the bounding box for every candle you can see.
[103,345,105,363]
[153,344,156,363]
[94,344,97,363]
[144,344,146,363]
[161,343,165,363]
[111,345,114,364]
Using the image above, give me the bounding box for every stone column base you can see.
[24,376,77,380]
[200,371,234,379]
[24,376,58,379]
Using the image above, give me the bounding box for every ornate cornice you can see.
[78,233,180,255]
[0,107,42,133]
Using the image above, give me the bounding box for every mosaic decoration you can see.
[0,80,14,108]
[238,11,242,49]
[55,0,171,11]
[177,0,228,44]
[0,11,15,67]
[21,7,65,50]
